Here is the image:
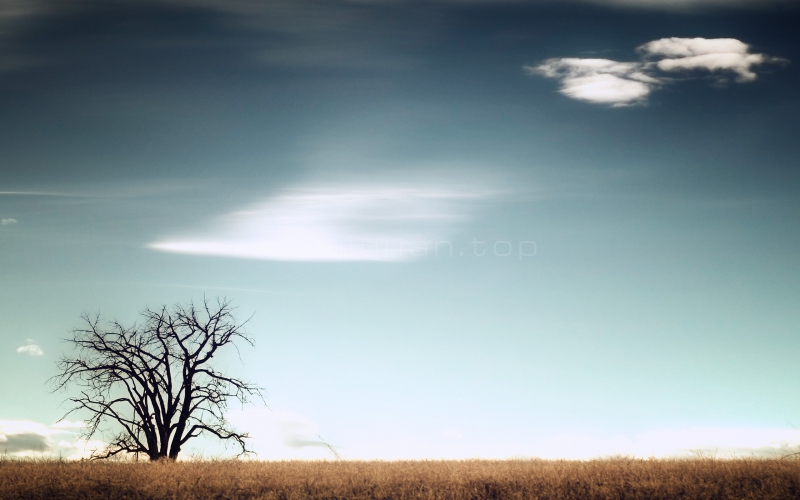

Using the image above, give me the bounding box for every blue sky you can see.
[1,0,800,459]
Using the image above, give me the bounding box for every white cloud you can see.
[639,37,787,82]
[1,218,17,225]
[149,180,497,262]
[16,342,43,356]
[529,37,787,105]
[0,419,99,459]
[526,58,659,106]
[641,37,750,58]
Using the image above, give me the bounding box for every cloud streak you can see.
[0,191,89,198]
[581,0,791,9]
[150,180,497,262]
[527,37,787,106]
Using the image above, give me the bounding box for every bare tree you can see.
[52,299,264,460]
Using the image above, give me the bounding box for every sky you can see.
[1,0,800,460]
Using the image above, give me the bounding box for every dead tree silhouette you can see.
[53,298,264,460]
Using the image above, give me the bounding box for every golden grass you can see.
[2,458,800,499]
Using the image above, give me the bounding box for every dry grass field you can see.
[2,458,800,500]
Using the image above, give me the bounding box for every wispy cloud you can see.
[226,408,339,460]
[1,218,17,225]
[150,179,498,262]
[535,427,800,459]
[0,191,89,197]
[0,180,210,199]
[581,0,791,9]
[151,0,798,14]
[526,37,787,106]
[16,340,43,356]
[122,281,297,295]
[0,0,787,82]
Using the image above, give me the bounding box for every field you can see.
[2,458,800,499]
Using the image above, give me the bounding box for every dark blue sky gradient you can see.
[1,1,797,192]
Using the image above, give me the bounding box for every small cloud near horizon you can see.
[526,37,788,106]
[0,419,97,459]
[16,340,43,356]
[1,218,17,225]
